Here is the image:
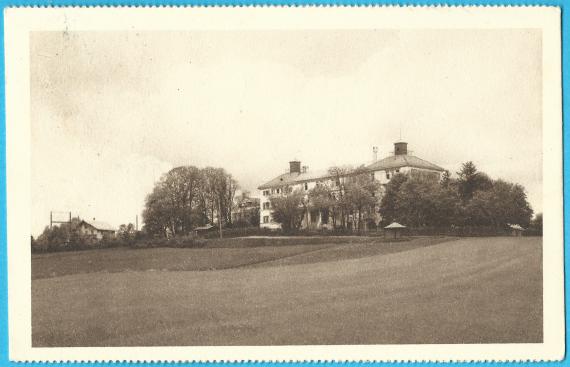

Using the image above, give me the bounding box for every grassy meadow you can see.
[32,236,542,346]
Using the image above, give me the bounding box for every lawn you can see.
[32,236,542,346]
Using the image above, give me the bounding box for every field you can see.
[32,236,542,346]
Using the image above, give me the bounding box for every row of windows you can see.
[262,188,285,196]
[263,170,403,196]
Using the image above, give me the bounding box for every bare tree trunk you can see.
[218,200,223,239]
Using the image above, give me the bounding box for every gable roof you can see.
[367,154,445,172]
[81,220,116,232]
[258,153,444,190]
[258,169,332,190]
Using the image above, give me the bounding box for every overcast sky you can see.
[30,29,542,235]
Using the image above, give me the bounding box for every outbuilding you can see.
[384,222,406,239]
[508,223,525,237]
[194,224,215,236]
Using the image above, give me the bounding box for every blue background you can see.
[0,1,566,366]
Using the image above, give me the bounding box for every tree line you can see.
[380,161,535,229]
[32,161,540,252]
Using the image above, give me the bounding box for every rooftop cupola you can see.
[289,160,301,174]
[394,142,408,156]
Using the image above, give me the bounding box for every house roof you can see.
[82,220,116,232]
[508,224,525,231]
[367,154,445,172]
[194,224,215,231]
[258,169,333,190]
[384,222,406,229]
[258,151,444,190]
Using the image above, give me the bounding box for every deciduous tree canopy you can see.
[143,166,238,237]
[380,162,533,229]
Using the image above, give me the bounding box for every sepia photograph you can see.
[4,6,564,362]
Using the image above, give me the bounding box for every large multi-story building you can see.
[257,141,445,229]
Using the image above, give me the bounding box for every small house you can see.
[78,219,116,240]
[384,222,406,239]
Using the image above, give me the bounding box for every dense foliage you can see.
[379,162,534,229]
[142,166,238,237]
[269,189,306,231]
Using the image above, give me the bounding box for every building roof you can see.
[258,169,332,190]
[194,224,215,231]
[81,220,116,232]
[367,154,445,172]
[384,222,406,229]
[508,224,525,231]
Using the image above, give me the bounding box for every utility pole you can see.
[136,215,139,231]
[50,210,71,228]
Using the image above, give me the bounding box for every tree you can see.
[327,165,352,228]
[308,184,334,227]
[379,173,408,225]
[34,217,88,251]
[142,165,239,237]
[440,170,451,188]
[118,223,136,244]
[269,189,305,231]
[459,179,533,228]
[343,166,380,231]
[530,213,543,233]
[390,175,456,227]
[456,161,492,202]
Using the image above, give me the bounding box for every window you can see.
[277,188,281,194]
[386,172,390,179]
[371,172,375,180]
[263,202,270,210]
[271,189,275,194]
[304,182,308,191]
[263,216,269,223]
[395,169,400,173]
[263,190,269,196]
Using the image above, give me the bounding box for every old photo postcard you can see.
[4,5,564,362]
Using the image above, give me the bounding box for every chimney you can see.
[394,142,408,156]
[289,160,301,174]
[302,165,308,173]
[372,146,378,162]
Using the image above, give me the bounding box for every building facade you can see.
[78,219,116,240]
[257,141,445,229]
